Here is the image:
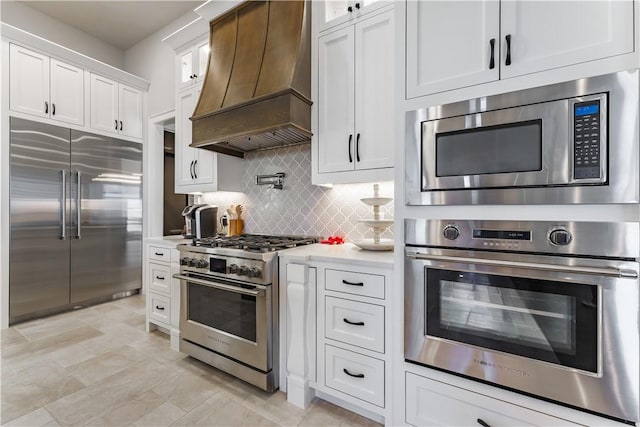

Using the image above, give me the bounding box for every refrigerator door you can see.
[70,131,142,303]
[10,117,71,323]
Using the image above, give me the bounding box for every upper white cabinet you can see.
[10,44,84,126]
[90,73,143,139]
[316,7,394,181]
[176,38,210,91]
[175,85,243,194]
[406,1,500,97]
[500,1,634,79]
[318,0,391,33]
[406,0,635,99]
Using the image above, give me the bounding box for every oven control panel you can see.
[179,252,268,284]
[573,100,601,180]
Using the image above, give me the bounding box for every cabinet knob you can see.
[355,2,360,9]
[347,5,353,12]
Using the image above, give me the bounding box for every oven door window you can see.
[188,282,257,342]
[426,269,598,373]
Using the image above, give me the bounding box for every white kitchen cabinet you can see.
[316,8,394,179]
[90,73,142,139]
[317,0,391,33]
[406,1,500,98]
[280,245,393,422]
[405,373,578,426]
[176,37,210,91]
[10,44,84,126]
[500,1,634,79]
[406,0,635,99]
[144,240,185,351]
[174,85,243,194]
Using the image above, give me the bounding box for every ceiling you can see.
[20,1,205,50]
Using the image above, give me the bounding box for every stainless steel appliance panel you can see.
[404,219,640,422]
[9,118,71,322]
[406,69,639,205]
[70,131,142,302]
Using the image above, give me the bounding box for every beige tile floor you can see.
[1,295,381,427]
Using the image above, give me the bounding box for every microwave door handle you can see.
[406,252,638,279]
[172,274,265,296]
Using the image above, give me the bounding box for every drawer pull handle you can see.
[477,419,491,427]
[154,252,164,256]
[155,276,165,280]
[343,368,364,378]
[342,279,364,287]
[343,318,365,326]
[155,305,165,311]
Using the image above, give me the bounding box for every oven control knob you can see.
[180,257,190,266]
[229,264,238,274]
[238,266,249,276]
[196,259,209,269]
[188,258,198,267]
[249,267,262,278]
[549,229,572,246]
[442,225,460,241]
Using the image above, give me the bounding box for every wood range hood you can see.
[190,0,311,158]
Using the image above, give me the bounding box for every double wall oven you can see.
[405,219,640,423]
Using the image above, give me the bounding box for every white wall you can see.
[0,1,124,69]
[124,11,200,118]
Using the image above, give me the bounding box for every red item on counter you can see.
[320,235,344,244]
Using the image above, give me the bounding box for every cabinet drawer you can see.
[325,345,384,407]
[148,246,171,263]
[149,292,170,325]
[325,269,384,299]
[325,296,384,353]
[405,373,577,426]
[148,263,171,294]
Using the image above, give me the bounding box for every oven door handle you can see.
[406,252,638,279]
[172,274,265,296]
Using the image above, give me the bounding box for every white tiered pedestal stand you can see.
[354,184,394,251]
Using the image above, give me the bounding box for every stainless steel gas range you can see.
[173,234,317,392]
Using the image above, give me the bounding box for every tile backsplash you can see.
[200,143,394,241]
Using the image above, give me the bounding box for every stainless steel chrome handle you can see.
[172,274,265,296]
[76,171,81,239]
[406,252,638,278]
[60,170,66,240]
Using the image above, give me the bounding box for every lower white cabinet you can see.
[144,240,185,350]
[405,373,578,427]
[281,248,393,423]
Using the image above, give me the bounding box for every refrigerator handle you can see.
[60,170,66,240]
[76,171,81,239]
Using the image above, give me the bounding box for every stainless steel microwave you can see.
[405,70,640,205]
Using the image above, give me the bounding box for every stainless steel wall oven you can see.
[405,70,640,205]
[405,219,640,423]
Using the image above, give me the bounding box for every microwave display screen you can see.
[435,120,542,177]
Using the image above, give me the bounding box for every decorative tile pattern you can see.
[201,144,394,241]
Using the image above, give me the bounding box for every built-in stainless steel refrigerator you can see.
[10,117,142,324]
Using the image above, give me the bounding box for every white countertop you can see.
[144,235,191,247]
[279,243,394,267]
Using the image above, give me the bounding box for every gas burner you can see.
[194,234,318,252]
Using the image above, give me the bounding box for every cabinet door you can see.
[501,0,634,79]
[50,59,84,126]
[175,88,198,189]
[177,47,195,91]
[318,27,355,174]
[90,73,119,134]
[195,40,210,86]
[119,84,143,139]
[354,10,394,170]
[9,44,50,118]
[406,1,499,98]
[192,86,215,185]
